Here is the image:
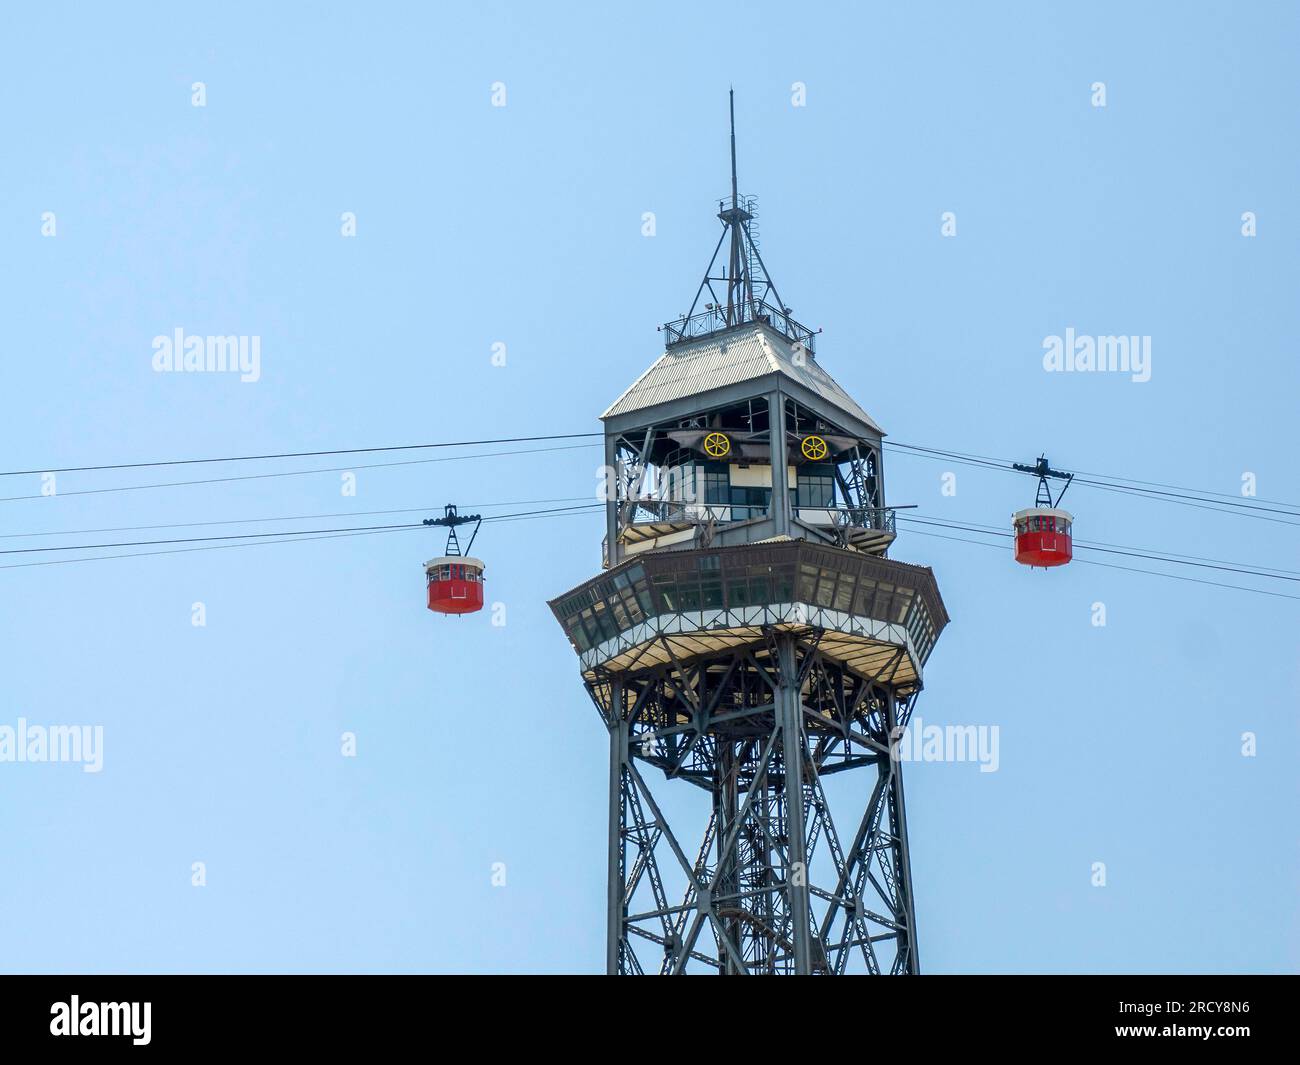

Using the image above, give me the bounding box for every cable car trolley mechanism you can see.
[1011,455,1074,568]
[423,504,485,614]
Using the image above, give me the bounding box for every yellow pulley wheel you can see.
[703,432,731,459]
[801,435,828,461]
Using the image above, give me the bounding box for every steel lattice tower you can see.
[549,95,948,974]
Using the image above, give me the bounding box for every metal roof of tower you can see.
[601,324,885,435]
[603,91,884,437]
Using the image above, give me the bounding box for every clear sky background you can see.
[1,1,1295,973]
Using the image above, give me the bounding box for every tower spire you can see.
[663,91,819,355]
[729,86,739,211]
[724,88,747,325]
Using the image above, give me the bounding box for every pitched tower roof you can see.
[602,324,883,435]
[602,91,883,439]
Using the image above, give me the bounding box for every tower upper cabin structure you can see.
[600,96,892,570]
[550,94,948,976]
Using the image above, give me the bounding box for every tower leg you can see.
[777,635,813,975]
[606,683,627,975]
[885,693,920,974]
[715,742,742,974]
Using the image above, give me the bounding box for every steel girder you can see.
[591,630,921,975]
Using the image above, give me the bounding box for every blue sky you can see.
[0,1,1295,973]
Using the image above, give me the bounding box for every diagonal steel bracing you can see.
[595,630,922,974]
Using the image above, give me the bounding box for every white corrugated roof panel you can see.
[756,330,883,434]
[601,326,883,435]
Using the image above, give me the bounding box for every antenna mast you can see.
[662,91,819,355]
[725,87,745,323]
[729,87,739,211]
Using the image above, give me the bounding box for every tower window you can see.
[729,486,770,515]
[701,462,729,505]
[797,465,836,508]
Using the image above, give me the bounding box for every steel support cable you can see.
[5,431,1294,512]
[0,442,601,504]
[0,503,603,556]
[899,527,1300,602]
[898,514,1300,583]
[884,441,1300,517]
[3,502,1293,601]
[905,512,1300,578]
[0,433,603,478]
[0,504,603,571]
[0,496,596,541]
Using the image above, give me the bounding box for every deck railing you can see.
[624,501,897,535]
[661,298,817,355]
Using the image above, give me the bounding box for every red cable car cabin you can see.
[425,555,486,614]
[1012,507,1073,568]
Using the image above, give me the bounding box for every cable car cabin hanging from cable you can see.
[1011,455,1074,568]
[1012,507,1073,567]
[423,504,485,615]
[425,557,485,613]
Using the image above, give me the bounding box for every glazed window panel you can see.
[908,605,936,662]
[773,564,796,601]
[623,589,645,625]
[798,563,819,601]
[833,572,855,612]
[872,583,896,618]
[592,603,617,640]
[853,578,878,617]
[796,467,835,508]
[582,603,599,640]
[578,608,599,649]
[727,577,750,608]
[703,467,729,505]
[915,620,935,663]
[729,486,770,517]
[568,618,591,652]
[892,588,915,623]
[814,567,837,608]
[610,596,630,629]
[649,572,674,611]
[903,594,921,634]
